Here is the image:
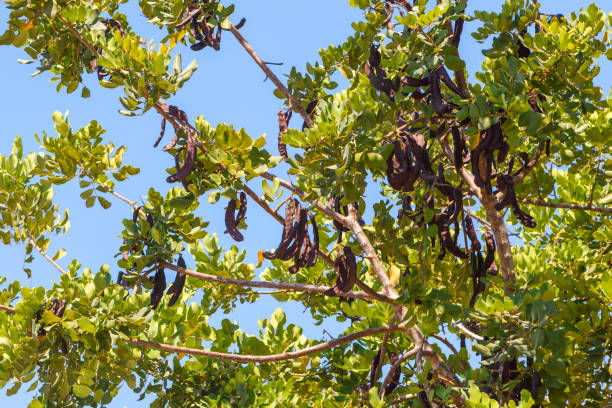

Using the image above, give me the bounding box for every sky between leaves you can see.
[0,0,609,406]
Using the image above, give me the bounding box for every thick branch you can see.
[124,322,408,363]
[519,199,612,214]
[161,262,394,304]
[439,136,515,295]
[0,304,15,313]
[229,26,313,127]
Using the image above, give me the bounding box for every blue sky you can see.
[0,0,609,406]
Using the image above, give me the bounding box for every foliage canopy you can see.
[0,0,611,407]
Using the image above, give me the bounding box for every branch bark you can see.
[519,199,612,214]
[229,26,313,127]
[28,237,67,275]
[0,304,15,313]
[124,321,408,363]
[161,262,395,304]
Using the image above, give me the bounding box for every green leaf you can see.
[97,196,111,209]
[52,248,66,261]
[72,384,92,398]
[169,193,195,210]
[220,17,232,30]
[77,317,96,333]
[208,191,220,204]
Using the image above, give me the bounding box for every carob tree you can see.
[0,1,610,407]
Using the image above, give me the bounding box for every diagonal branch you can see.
[511,141,545,185]
[229,26,313,127]
[261,172,352,230]
[124,321,409,363]
[161,262,396,305]
[28,237,67,275]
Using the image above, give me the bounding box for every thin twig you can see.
[430,333,466,370]
[28,238,67,275]
[519,199,612,214]
[124,321,408,363]
[56,14,99,57]
[229,26,313,127]
[375,331,391,397]
[380,346,420,394]
[452,321,484,341]
[511,141,545,185]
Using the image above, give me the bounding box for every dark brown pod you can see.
[167,255,187,307]
[465,215,481,252]
[384,352,401,395]
[150,268,167,309]
[277,109,292,159]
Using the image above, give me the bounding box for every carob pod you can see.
[470,121,509,193]
[166,130,197,187]
[435,204,468,260]
[384,352,401,396]
[469,251,485,308]
[364,44,397,100]
[263,200,300,260]
[483,231,497,274]
[277,108,292,159]
[434,163,463,223]
[167,254,187,307]
[302,99,319,131]
[150,268,167,309]
[464,215,482,252]
[325,246,357,296]
[429,68,453,114]
[224,192,247,242]
[452,126,470,170]
[495,162,536,228]
[263,199,319,273]
[369,349,382,388]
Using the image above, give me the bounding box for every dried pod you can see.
[384,352,401,395]
[224,192,247,242]
[465,215,482,252]
[469,252,485,308]
[369,349,382,388]
[277,109,292,159]
[325,246,357,295]
[302,99,319,131]
[167,255,187,307]
[483,231,497,272]
[166,130,197,185]
[150,268,167,309]
[364,44,397,100]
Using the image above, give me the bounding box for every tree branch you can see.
[124,321,408,363]
[260,172,352,230]
[0,304,15,313]
[161,262,395,304]
[380,346,420,394]
[229,26,313,127]
[511,141,545,185]
[452,321,484,341]
[519,199,612,214]
[56,13,99,57]
[28,237,67,275]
